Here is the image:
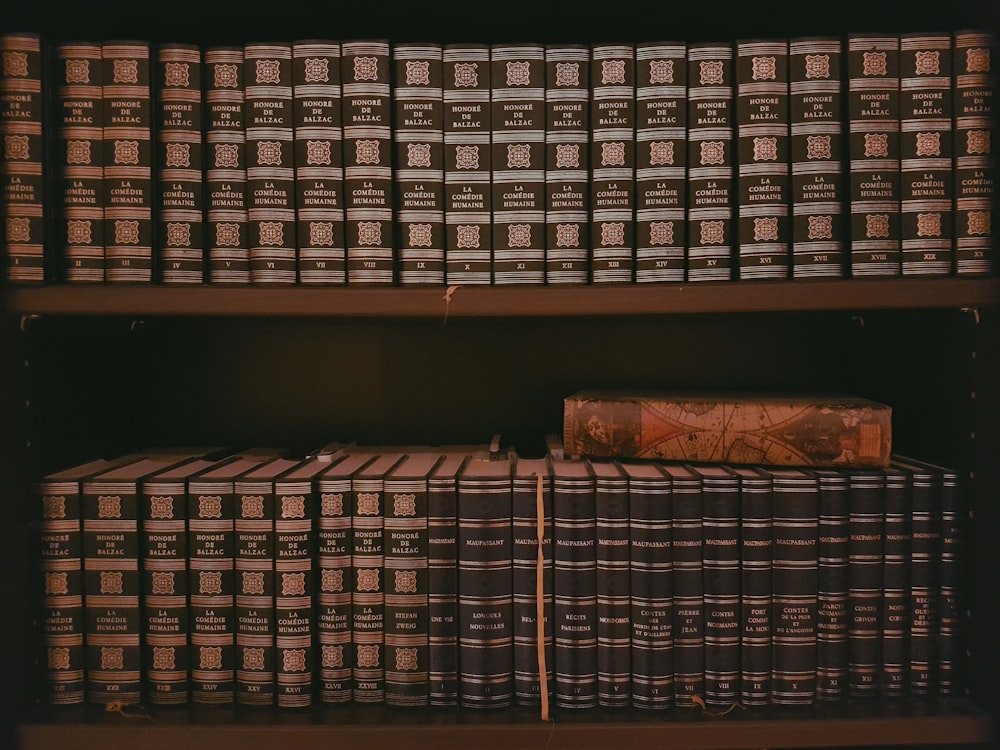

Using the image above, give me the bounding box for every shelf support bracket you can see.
[19,314,38,334]
[960,307,981,325]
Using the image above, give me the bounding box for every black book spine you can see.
[511,461,553,706]
[342,40,393,285]
[734,467,772,707]
[626,464,674,709]
[491,44,545,285]
[789,37,846,278]
[686,43,735,281]
[102,41,153,282]
[443,44,491,285]
[56,43,104,281]
[188,480,236,704]
[904,461,942,696]
[590,44,635,284]
[393,43,445,286]
[552,459,597,709]
[936,464,963,696]
[847,34,902,277]
[245,43,297,284]
[544,45,589,284]
[275,485,314,707]
[736,39,790,279]
[36,479,86,704]
[880,467,911,697]
[315,477,352,703]
[953,31,995,276]
[427,464,460,706]
[204,47,250,284]
[293,41,346,285]
[457,463,513,708]
[83,481,142,703]
[635,42,686,283]
[142,482,190,704]
[847,469,884,698]
[1,32,45,283]
[900,33,954,276]
[671,468,704,706]
[156,43,204,283]
[352,474,386,702]
[815,469,850,702]
[699,467,741,707]
[593,463,629,707]
[770,469,818,705]
[234,479,275,706]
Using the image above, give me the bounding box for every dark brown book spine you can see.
[393,43,445,285]
[157,43,204,283]
[668,464,703,706]
[443,44,491,285]
[142,482,190,705]
[342,40,393,285]
[544,45,589,284]
[205,47,250,284]
[815,469,849,702]
[900,33,954,276]
[102,41,153,282]
[316,473,353,703]
[245,43,297,284]
[635,42,686,283]
[935,463,963,696]
[1,32,45,283]
[737,40,790,279]
[848,34,901,277]
[847,469,884,698]
[491,44,545,285]
[293,41,346,285]
[590,44,635,284]
[686,43,735,281]
[953,31,995,276]
[591,460,628,707]
[880,467,911,696]
[427,455,463,706]
[275,484,314,707]
[234,479,275,706]
[56,43,104,282]
[789,37,846,278]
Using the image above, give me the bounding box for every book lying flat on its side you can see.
[563,390,891,467]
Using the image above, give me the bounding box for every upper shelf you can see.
[2,278,999,318]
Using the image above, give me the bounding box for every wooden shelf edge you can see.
[2,277,999,317]
[16,701,995,750]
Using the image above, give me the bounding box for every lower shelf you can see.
[16,698,994,750]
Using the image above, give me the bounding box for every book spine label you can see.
[245,43,297,284]
[847,471,884,697]
[908,467,942,695]
[443,44,491,285]
[590,44,635,283]
[83,485,141,703]
[234,482,275,706]
[900,34,954,275]
[702,472,741,706]
[142,486,189,704]
[816,471,849,701]
[737,40,790,279]
[342,41,393,285]
[491,44,545,285]
[157,44,204,283]
[628,472,674,708]
[316,481,352,703]
[790,38,846,278]
[205,47,250,283]
[38,481,86,704]
[384,479,430,706]
[293,41,346,285]
[686,43,735,281]
[102,42,153,282]
[671,479,703,705]
[57,44,104,281]
[880,468,911,696]
[457,474,513,707]
[738,473,772,706]
[770,471,818,704]
[352,476,385,702]
[635,43,686,283]
[848,34,902,276]
[188,486,236,703]
[393,44,444,285]
[1,32,45,282]
[427,474,459,705]
[275,486,314,707]
[544,45,589,284]
[594,471,629,707]
[512,474,552,706]
[953,31,995,275]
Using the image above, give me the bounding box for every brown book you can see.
[563,389,891,467]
